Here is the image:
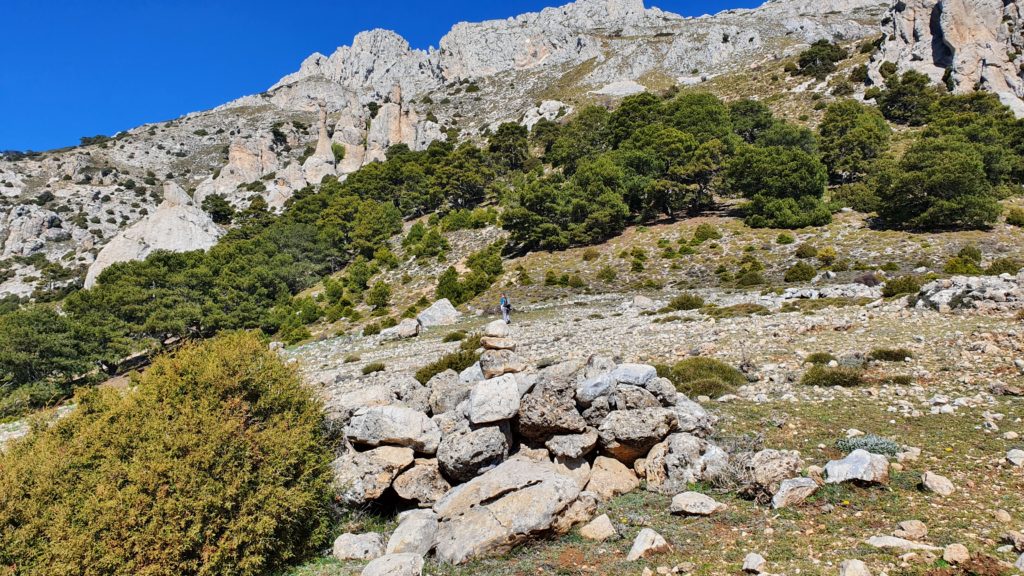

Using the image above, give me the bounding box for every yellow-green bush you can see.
[655,357,747,398]
[0,332,333,576]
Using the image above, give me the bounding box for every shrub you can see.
[856,272,883,287]
[957,245,982,263]
[795,243,818,258]
[0,333,332,576]
[868,347,913,362]
[692,223,722,244]
[836,434,900,456]
[343,353,361,363]
[736,271,765,286]
[986,257,1023,276]
[881,275,923,297]
[702,303,770,318]
[817,247,838,266]
[1007,207,1024,227]
[582,248,600,261]
[785,261,817,282]
[793,40,849,80]
[805,352,836,365]
[361,361,386,374]
[443,330,468,343]
[363,322,382,336]
[596,265,617,282]
[831,182,880,213]
[415,350,479,384]
[776,233,795,245]
[666,292,705,311]
[800,365,864,387]
[655,357,746,397]
[943,256,983,275]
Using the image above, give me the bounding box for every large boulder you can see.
[585,455,640,500]
[433,457,583,564]
[427,369,472,415]
[644,433,730,495]
[346,405,441,454]
[479,350,527,379]
[333,532,385,561]
[416,299,460,328]
[361,553,424,576]
[598,408,679,464]
[332,446,414,504]
[392,458,452,507]
[437,424,510,483]
[467,375,521,424]
[387,509,438,556]
[545,428,599,459]
[380,318,421,341]
[518,379,588,442]
[825,449,889,484]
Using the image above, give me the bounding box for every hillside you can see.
[1,1,1024,575]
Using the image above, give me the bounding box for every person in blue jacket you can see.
[499,293,511,324]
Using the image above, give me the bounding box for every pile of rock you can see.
[915,272,1024,313]
[327,319,832,572]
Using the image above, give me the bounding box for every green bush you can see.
[596,265,617,282]
[795,243,818,259]
[691,223,722,244]
[665,292,705,311]
[831,182,880,213]
[943,256,983,275]
[881,275,923,297]
[868,347,913,362]
[1006,207,1024,227]
[776,233,795,245]
[736,270,765,286]
[443,330,468,343]
[800,365,864,387]
[793,40,849,80]
[581,248,600,261]
[655,357,746,398]
[986,257,1022,276]
[805,352,836,365]
[784,261,817,282]
[0,332,332,576]
[415,350,479,384]
[363,322,382,336]
[361,361,386,374]
[701,303,770,318]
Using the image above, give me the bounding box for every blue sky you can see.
[0,0,762,151]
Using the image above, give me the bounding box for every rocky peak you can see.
[871,0,1024,116]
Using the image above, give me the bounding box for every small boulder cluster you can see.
[915,271,1024,313]
[328,319,821,572]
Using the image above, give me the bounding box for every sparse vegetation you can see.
[800,365,865,387]
[414,350,479,384]
[868,347,913,362]
[655,357,746,398]
[361,361,386,374]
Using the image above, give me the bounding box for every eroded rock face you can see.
[644,433,730,495]
[332,446,415,504]
[597,408,679,464]
[871,0,1024,117]
[432,457,582,564]
[436,424,510,483]
[84,183,223,288]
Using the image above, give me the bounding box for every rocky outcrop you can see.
[871,0,1024,116]
[84,182,223,288]
[914,272,1024,312]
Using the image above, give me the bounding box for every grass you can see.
[443,330,468,343]
[655,357,746,398]
[868,347,913,362]
[805,352,836,365]
[701,303,770,319]
[414,350,479,384]
[361,362,385,375]
[663,292,704,312]
[800,365,865,387]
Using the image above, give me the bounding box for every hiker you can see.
[499,293,512,324]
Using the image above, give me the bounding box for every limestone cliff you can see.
[870,0,1024,116]
[84,182,223,288]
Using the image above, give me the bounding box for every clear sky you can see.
[0,0,762,152]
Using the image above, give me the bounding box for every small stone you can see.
[771,477,818,509]
[866,535,941,551]
[742,552,766,573]
[993,509,1011,523]
[579,513,617,541]
[670,491,726,516]
[839,559,872,576]
[1005,530,1024,552]
[825,449,889,484]
[893,520,928,541]
[627,528,670,561]
[943,543,970,564]
[386,510,438,556]
[1003,431,1019,440]
[921,471,955,496]
[333,532,385,560]
[1007,449,1024,467]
